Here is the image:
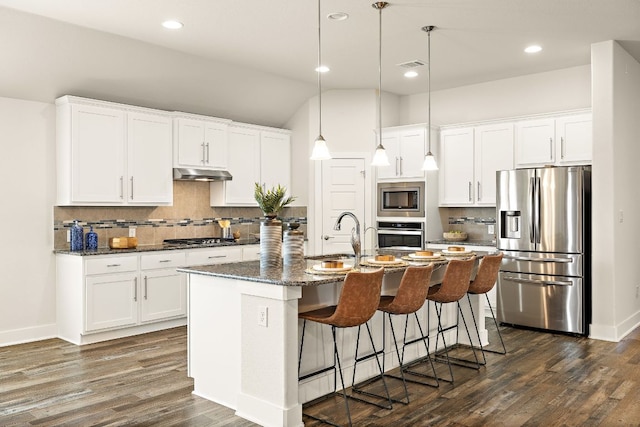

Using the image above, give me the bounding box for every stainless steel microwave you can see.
[377,181,425,218]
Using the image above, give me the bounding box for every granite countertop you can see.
[54,238,261,256]
[178,250,490,287]
[426,239,496,247]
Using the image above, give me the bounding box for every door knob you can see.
[323,235,334,240]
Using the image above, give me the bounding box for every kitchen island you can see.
[179,251,491,427]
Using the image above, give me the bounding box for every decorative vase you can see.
[70,220,84,251]
[260,217,282,268]
[283,222,304,265]
[86,226,98,250]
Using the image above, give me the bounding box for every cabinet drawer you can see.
[140,251,187,270]
[85,255,138,275]
[187,247,242,266]
[242,245,261,261]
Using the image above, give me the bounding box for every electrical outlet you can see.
[488,224,495,235]
[66,230,71,242]
[619,210,624,223]
[258,306,268,327]
[636,285,639,299]
[129,227,136,238]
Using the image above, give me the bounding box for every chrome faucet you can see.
[364,226,378,251]
[334,212,361,265]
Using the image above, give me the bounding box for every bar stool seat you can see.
[298,268,390,427]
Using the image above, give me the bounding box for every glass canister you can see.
[85,225,98,250]
[283,222,304,265]
[70,220,84,251]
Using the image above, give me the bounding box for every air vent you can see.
[397,60,425,69]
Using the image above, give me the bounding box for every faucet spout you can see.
[333,212,362,265]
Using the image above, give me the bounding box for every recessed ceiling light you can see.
[327,12,349,21]
[524,45,542,53]
[315,65,330,73]
[162,20,184,30]
[404,71,418,78]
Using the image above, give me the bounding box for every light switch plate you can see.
[488,224,495,235]
[129,227,136,237]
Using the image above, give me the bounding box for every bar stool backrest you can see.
[468,253,503,294]
[330,268,385,328]
[383,265,434,315]
[428,257,476,303]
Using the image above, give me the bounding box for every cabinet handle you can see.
[206,143,210,164]
[201,142,206,164]
[106,264,121,267]
[468,181,473,202]
[477,181,481,201]
[130,176,134,200]
[134,277,137,302]
[395,157,399,176]
[207,255,226,259]
[549,138,553,160]
[399,157,403,176]
[159,259,171,263]
[144,276,148,300]
[120,176,124,199]
[561,137,565,159]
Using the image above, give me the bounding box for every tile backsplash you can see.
[439,207,496,241]
[54,181,306,249]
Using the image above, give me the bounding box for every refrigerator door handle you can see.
[529,177,536,244]
[535,176,541,244]
[504,255,572,263]
[503,275,573,287]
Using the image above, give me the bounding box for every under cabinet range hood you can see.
[172,168,232,181]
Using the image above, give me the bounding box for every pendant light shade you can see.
[310,0,331,161]
[370,2,390,167]
[421,25,438,171]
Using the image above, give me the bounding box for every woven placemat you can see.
[359,260,409,268]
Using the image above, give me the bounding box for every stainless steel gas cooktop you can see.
[163,237,236,246]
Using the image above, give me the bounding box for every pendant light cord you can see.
[427,27,431,154]
[317,0,322,136]
[378,3,382,146]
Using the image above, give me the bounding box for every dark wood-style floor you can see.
[1,322,639,426]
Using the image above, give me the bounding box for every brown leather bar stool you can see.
[466,253,506,360]
[426,256,479,383]
[298,268,391,427]
[353,264,439,404]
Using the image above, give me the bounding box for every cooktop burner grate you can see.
[163,237,236,246]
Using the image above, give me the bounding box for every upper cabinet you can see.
[56,96,173,206]
[173,115,231,170]
[515,112,592,168]
[211,124,291,206]
[439,123,514,206]
[377,125,426,180]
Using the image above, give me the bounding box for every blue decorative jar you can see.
[86,226,98,250]
[70,220,84,251]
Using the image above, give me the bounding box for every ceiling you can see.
[0,0,639,127]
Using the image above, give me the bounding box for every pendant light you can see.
[421,25,438,171]
[371,2,390,167]
[310,0,331,160]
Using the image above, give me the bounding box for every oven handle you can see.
[502,275,572,286]
[378,230,423,236]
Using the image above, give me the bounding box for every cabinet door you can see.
[127,112,173,205]
[376,131,401,179]
[439,128,475,206]
[515,118,555,168]
[71,104,125,203]
[85,272,138,332]
[474,123,514,206]
[175,118,206,167]
[398,128,426,179]
[140,268,187,322]
[260,131,291,193]
[205,122,229,169]
[225,127,261,204]
[555,114,592,165]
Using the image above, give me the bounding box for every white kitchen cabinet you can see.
[56,96,173,206]
[377,125,426,180]
[174,116,230,169]
[211,125,291,206]
[241,244,262,261]
[515,113,591,168]
[140,252,187,323]
[85,272,138,332]
[439,124,513,207]
[187,246,243,266]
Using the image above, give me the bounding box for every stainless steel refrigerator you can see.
[496,166,591,335]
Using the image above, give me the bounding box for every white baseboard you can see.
[0,323,58,347]
[590,310,640,342]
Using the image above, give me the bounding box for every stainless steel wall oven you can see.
[377,182,425,218]
[377,221,424,250]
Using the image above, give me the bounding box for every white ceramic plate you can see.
[365,257,401,265]
[409,253,442,260]
[442,249,472,254]
[312,264,353,272]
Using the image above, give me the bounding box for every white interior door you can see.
[321,158,366,255]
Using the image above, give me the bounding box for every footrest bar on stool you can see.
[352,375,410,405]
[434,354,482,370]
[384,372,439,389]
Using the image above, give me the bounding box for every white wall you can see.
[590,41,640,341]
[399,65,591,126]
[0,97,57,345]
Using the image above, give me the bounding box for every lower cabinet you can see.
[85,272,138,332]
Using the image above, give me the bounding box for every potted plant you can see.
[254,183,296,218]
